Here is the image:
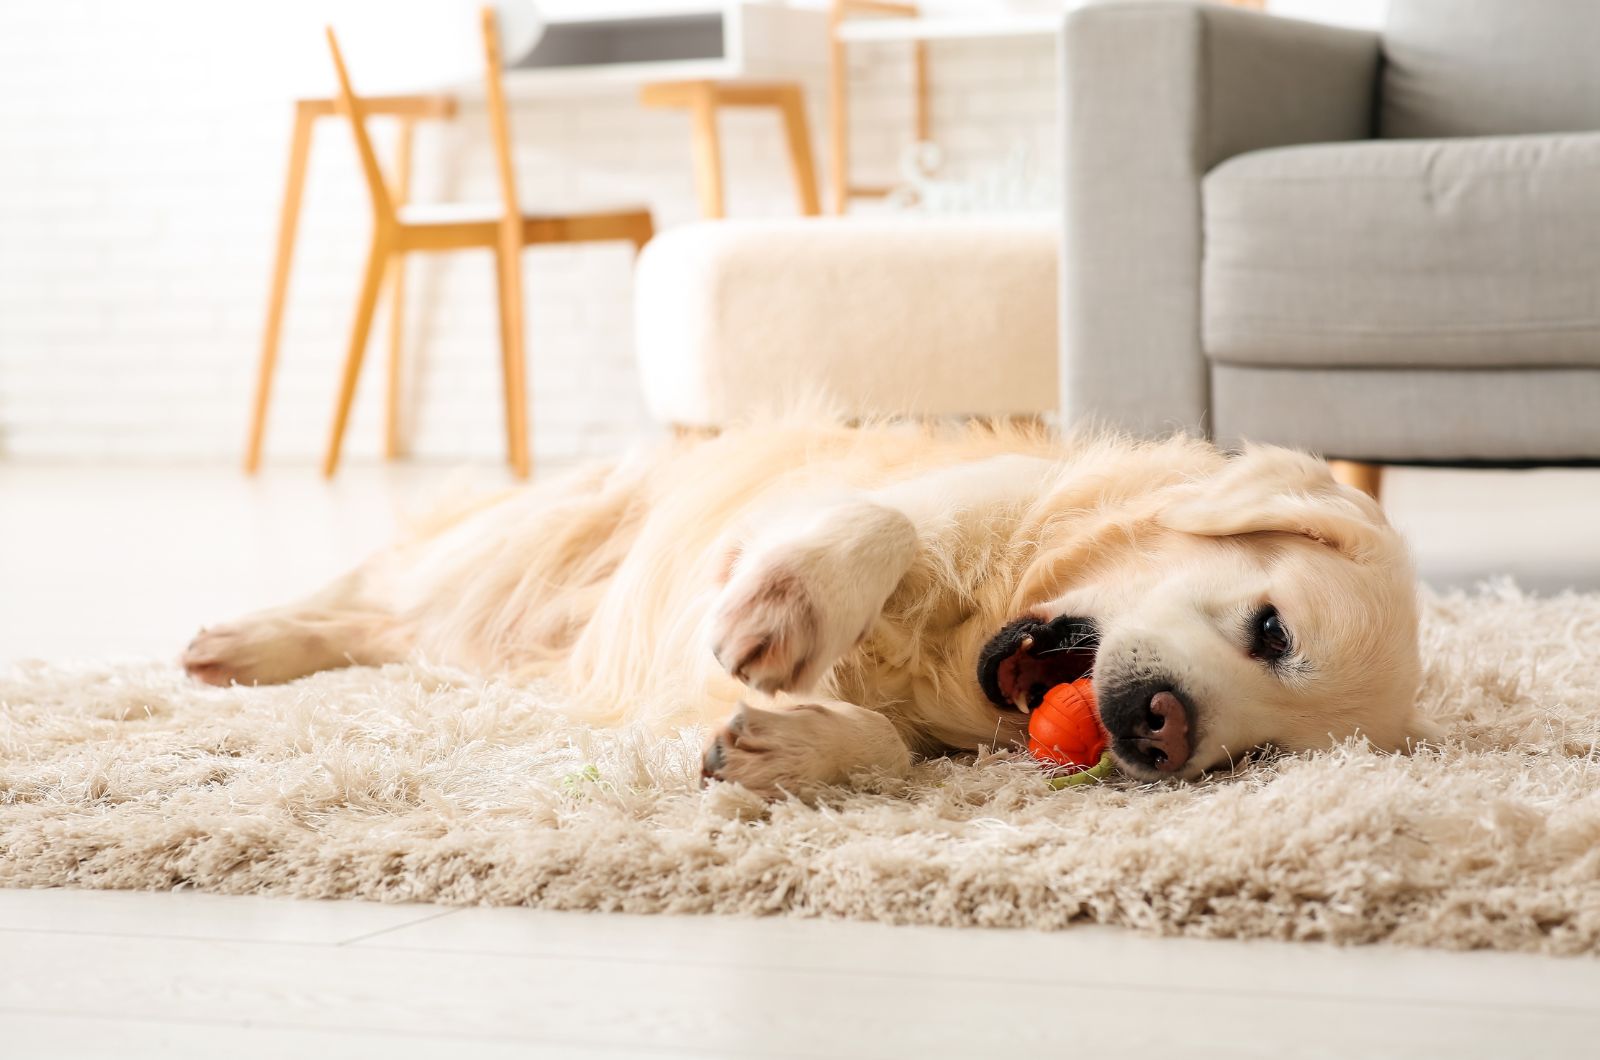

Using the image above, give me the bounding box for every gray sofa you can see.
[1061,0,1600,463]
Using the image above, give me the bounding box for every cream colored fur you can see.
[183,420,1433,798]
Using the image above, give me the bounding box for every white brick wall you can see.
[0,1,1058,465]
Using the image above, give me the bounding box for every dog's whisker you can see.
[1033,643,1093,657]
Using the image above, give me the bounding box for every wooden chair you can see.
[244,93,457,476]
[319,8,654,478]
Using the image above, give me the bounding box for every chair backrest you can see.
[480,5,521,220]
[325,27,398,227]
[1381,0,1600,138]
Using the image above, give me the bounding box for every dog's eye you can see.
[1251,606,1292,662]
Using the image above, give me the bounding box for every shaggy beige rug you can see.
[2,582,1598,954]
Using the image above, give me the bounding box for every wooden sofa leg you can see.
[1329,459,1383,502]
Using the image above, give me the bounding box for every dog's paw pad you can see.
[709,567,819,693]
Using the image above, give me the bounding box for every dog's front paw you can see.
[708,501,916,694]
[701,702,841,799]
[701,700,912,800]
[709,563,826,693]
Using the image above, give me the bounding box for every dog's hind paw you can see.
[182,626,255,686]
[180,616,332,687]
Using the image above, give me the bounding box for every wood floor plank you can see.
[365,905,1600,1013]
[0,888,448,945]
[1,929,1597,1059]
[0,1011,703,1060]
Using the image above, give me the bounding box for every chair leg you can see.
[492,247,519,469]
[245,104,314,473]
[1329,459,1383,502]
[322,238,390,478]
[383,117,416,460]
[495,239,531,479]
[383,254,408,459]
[777,85,821,216]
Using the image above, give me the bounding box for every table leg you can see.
[688,84,726,219]
[827,12,850,214]
[778,86,821,216]
[912,39,929,143]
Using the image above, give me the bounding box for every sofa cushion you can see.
[633,218,1058,427]
[1211,364,1600,463]
[1202,133,1600,370]
[1382,0,1600,138]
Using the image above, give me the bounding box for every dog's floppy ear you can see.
[1154,446,1392,561]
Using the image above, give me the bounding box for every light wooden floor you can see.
[3,461,1600,1057]
[4,888,1600,1058]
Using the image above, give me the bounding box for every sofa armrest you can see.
[1061,1,1380,437]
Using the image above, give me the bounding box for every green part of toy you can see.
[561,763,602,797]
[1047,751,1114,789]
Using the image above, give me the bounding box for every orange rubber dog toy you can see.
[1027,677,1109,774]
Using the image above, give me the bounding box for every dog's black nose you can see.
[1100,683,1192,774]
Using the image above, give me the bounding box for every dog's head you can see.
[977,446,1433,781]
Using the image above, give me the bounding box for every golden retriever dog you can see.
[183,421,1436,798]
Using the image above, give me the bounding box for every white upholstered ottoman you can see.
[633,218,1059,428]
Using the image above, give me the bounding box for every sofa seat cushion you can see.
[1211,363,1600,463]
[1202,133,1600,370]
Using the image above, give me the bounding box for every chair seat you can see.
[396,201,504,225]
[397,201,653,227]
[1203,132,1600,370]
[392,202,654,252]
